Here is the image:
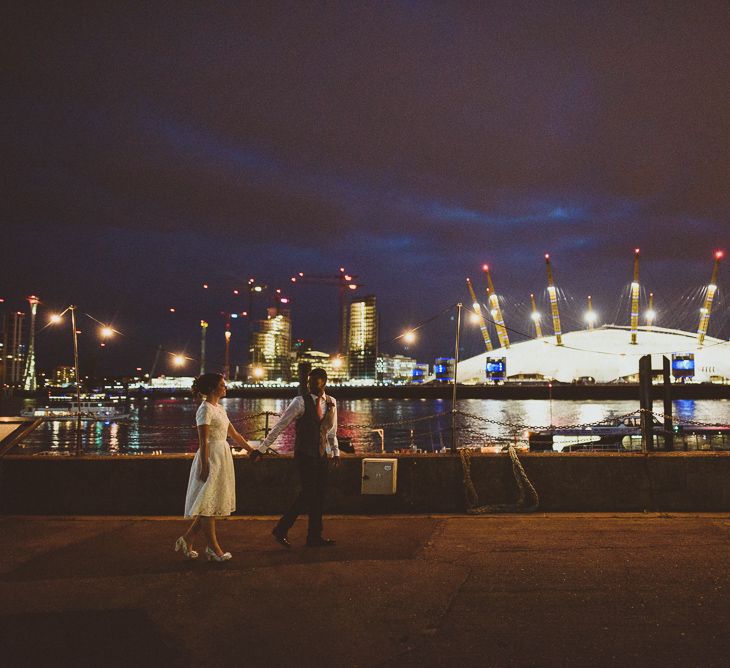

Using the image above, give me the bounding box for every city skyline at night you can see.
[3,3,729,375]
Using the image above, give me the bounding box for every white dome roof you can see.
[457,325,730,383]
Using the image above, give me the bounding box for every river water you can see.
[5,396,730,455]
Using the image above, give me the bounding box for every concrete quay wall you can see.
[2,452,730,515]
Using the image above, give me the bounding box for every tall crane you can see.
[465,278,493,352]
[482,264,510,349]
[544,254,563,346]
[697,251,724,346]
[290,267,358,355]
[629,248,640,344]
[22,295,39,391]
[530,293,543,339]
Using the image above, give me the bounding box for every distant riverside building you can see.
[376,354,419,382]
[434,357,455,383]
[1,311,26,387]
[348,296,378,380]
[411,363,430,384]
[53,365,75,387]
[293,348,348,383]
[248,307,292,382]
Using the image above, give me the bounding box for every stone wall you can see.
[2,452,730,515]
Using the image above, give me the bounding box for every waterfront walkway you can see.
[1,514,729,667]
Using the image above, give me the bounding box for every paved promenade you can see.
[1,514,729,667]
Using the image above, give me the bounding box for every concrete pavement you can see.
[1,514,729,667]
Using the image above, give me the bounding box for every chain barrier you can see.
[459,445,539,514]
[454,408,642,433]
[639,408,730,429]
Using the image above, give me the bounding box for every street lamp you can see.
[172,354,186,368]
[402,330,416,345]
[223,329,232,380]
[49,305,83,456]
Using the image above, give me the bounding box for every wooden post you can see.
[639,355,653,452]
[662,356,674,451]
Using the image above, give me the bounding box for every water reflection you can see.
[6,397,730,455]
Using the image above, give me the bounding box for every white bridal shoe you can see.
[205,546,232,562]
[174,536,199,560]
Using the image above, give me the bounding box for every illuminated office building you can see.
[248,307,292,381]
[2,311,26,387]
[293,347,348,384]
[376,354,419,382]
[348,296,378,380]
[53,365,75,387]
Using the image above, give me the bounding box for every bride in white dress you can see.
[175,373,255,562]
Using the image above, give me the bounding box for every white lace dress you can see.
[184,401,236,517]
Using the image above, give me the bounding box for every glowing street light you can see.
[49,305,83,455]
[252,366,264,379]
[403,330,416,345]
[469,312,480,324]
[100,326,114,339]
[49,313,63,324]
[172,354,186,367]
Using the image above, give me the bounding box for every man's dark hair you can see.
[309,367,328,384]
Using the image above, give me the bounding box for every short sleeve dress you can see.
[184,401,236,517]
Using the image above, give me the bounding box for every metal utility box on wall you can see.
[361,458,398,495]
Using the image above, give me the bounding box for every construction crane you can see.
[530,293,543,339]
[697,251,724,346]
[629,248,640,344]
[465,278,493,352]
[290,267,358,355]
[482,264,510,349]
[544,254,563,346]
[21,295,39,391]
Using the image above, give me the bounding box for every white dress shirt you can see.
[259,393,339,457]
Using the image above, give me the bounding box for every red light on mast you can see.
[715,250,724,260]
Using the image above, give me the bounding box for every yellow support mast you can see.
[482,264,510,349]
[697,251,724,346]
[466,277,493,352]
[586,295,595,330]
[629,248,640,345]
[645,293,655,330]
[530,293,543,338]
[544,254,563,346]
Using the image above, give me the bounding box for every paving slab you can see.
[1,514,729,667]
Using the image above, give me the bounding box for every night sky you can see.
[3,2,729,376]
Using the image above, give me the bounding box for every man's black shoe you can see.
[272,528,291,549]
[305,537,336,547]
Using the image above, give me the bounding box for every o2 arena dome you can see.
[456,325,730,384]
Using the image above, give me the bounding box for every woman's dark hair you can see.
[191,373,224,400]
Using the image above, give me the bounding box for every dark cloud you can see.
[3,2,730,371]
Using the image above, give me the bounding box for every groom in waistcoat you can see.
[256,367,340,548]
